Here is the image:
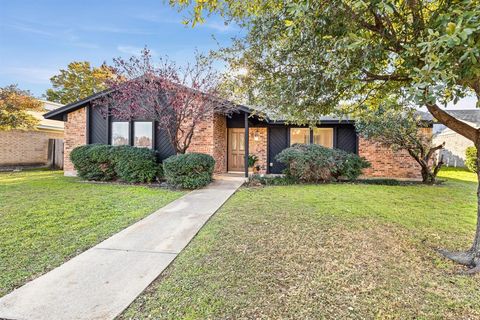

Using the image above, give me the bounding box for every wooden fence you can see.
[47,139,64,169]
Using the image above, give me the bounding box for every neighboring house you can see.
[44,90,432,179]
[432,110,480,168]
[0,100,64,168]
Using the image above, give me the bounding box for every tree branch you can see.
[426,103,479,143]
[361,69,412,82]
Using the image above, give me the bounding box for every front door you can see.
[228,128,245,171]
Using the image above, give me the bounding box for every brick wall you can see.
[359,129,436,180]
[249,127,268,174]
[0,130,64,167]
[64,107,87,176]
[187,112,227,173]
[212,114,227,173]
[359,137,421,179]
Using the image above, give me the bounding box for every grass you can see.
[0,170,184,297]
[121,167,480,319]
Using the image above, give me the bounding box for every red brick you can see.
[63,108,87,175]
[358,128,433,180]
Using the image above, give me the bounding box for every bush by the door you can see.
[70,144,159,183]
[163,153,215,189]
[275,144,370,183]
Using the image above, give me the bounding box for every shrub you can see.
[248,154,259,167]
[275,144,370,183]
[163,153,215,189]
[112,145,158,183]
[466,146,477,173]
[70,144,116,181]
[70,144,159,183]
[337,152,371,181]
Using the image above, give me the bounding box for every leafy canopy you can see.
[172,0,480,124]
[355,105,430,152]
[46,61,116,104]
[0,85,43,131]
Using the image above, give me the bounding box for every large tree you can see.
[0,85,43,130]
[97,48,234,154]
[46,61,116,104]
[172,0,480,271]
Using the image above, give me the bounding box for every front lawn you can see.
[0,170,184,297]
[122,167,480,319]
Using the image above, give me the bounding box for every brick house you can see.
[0,100,64,168]
[44,90,432,179]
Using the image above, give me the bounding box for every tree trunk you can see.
[426,102,480,272]
[439,145,480,273]
[420,164,435,184]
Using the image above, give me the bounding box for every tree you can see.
[46,61,116,104]
[171,0,480,271]
[96,48,234,154]
[0,85,43,130]
[355,105,444,184]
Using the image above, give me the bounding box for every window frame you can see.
[110,121,130,146]
[133,121,154,149]
[289,127,311,146]
[312,127,334,148]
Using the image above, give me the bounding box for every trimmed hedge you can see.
[112,145,158,183]
[70,144,116,181]
[466,146,477,173]
[163,153,215,189]
[276,144,370,183]
[70,144,158,183]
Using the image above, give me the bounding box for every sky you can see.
[0,0,476,109]
[0,0,242,98]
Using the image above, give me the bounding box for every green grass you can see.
[121,168,480,319]
[0,170,184,297]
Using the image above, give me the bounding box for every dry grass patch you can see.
[121,168,480,319]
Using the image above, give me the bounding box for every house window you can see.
[134,122,153,148]
[313,128,334,148]
[290,128,310,145]
[111,122,129,146]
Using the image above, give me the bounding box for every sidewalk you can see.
[0,176,245,320]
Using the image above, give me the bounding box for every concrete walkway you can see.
[0,176,245,320]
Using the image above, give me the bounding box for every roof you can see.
[43,84,251,121]
[43,83,436,125]
[38,99,64,111]
[418,109,480,125]
[30,110,64,131]
[256,109,432,125]
[43,89,114,121]
[445,109,480,125]
[29,100,65,131]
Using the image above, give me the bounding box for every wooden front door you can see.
[228,128,245,171]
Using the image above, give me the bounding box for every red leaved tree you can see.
[97,48,234,154]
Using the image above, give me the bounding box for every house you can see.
[432,110,480,168]
[0,100,64,169]
[44,90,432,179]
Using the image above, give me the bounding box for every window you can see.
[290,128,310,145]
[134,122,153,148]
[313,128,334,148]
[111,122,129,146]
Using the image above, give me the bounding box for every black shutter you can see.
[268,126,289,174]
